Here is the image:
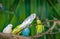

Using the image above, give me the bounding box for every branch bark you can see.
[30,21,57,38]
[0,33,30,39]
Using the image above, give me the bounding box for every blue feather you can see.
[21,28,30,36]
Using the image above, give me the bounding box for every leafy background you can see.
[0,0,60,39]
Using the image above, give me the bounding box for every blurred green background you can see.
[0,0,60,39]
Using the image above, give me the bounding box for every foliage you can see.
[0,0,60,39]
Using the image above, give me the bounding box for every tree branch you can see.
[0,20,59,39]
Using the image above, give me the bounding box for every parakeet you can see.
[36,17,44,34]
[12,13,36,35]
[12,25,23,35]
[21,28,30,36]
[3,24,13,33]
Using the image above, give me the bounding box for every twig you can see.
[46,19,50,27]
[0,33,28,39]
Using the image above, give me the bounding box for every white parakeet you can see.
[12,13,36,35]
[36,17,44,34]
[3,24,13,33]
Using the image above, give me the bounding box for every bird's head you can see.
[7,24,13,28]
[37,17,42,25]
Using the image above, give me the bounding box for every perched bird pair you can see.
[12,13,36,35]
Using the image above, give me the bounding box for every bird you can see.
[12,13,36,35]
[36,17,44,34]
[3,24,13,33]
[12,24,23,35]
[21,28,30,36]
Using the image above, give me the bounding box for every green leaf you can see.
[0,11,5,32]
[15,0,26,23]
[2,0,14,10]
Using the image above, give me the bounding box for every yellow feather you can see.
[36,17,44,34]
[12,25,23,35]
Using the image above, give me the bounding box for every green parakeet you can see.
[36,17,44,34]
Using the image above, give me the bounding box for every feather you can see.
[21,28,30,36]
[3,24,13,33]
[36,17,44,34]
[12,13,36,35]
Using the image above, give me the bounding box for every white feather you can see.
[3,24,13,33]
[20,13,36,28]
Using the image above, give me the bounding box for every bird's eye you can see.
[10,26,12,27]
